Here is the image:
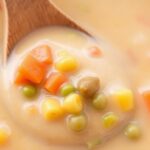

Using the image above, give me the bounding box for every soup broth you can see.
[0,0,150,150]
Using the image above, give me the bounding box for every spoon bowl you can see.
[4,0,88,59]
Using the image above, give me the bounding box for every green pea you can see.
[60,84,75,96]
[67,114,87,132]
[124,123,141,140]
[92,93,107,110]
[22,85,37,98]
[102,112,119,128]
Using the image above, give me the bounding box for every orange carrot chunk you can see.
[14,72,29,85]
[14,45,52,85]
[44,72,68,94]
[142,90,150,111]
[19,55,45,84]
[31,45,53,66]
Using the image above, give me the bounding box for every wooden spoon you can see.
[0,0,8,64]
[4,0,88,60]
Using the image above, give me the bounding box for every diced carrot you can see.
[14,72,29,85]
[14,45,52,85]
[142,90,150,111]
[30,45,53,66]
[19,55,45,84]
[44,72,68,94]
[87,46,102,57]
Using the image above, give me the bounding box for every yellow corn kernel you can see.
[63,93,83,114]
[55,56,78,72]
[0,125,11,145]
[112,89,134,112]
[41,99,64,121]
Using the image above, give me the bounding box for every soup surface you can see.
[50,0,150,149]
[4,26,135,149]
[0,0,150,150]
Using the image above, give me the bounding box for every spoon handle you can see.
[5,0,83,55]
[0,0,8,66]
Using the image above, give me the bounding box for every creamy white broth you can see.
[51,0,150,86]
[1,26,136,150]
[0,0,149,150]
[52,0,150,51]
[50,0,150,150]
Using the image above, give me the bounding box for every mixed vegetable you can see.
[124,122,141,140]
[13,44,140,149]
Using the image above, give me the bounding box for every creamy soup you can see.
[52,0,150,87]
[0,0,150,150]
[3,26,135,150]
[50,1,150,149]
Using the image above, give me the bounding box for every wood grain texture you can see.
[6,0,84,54]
